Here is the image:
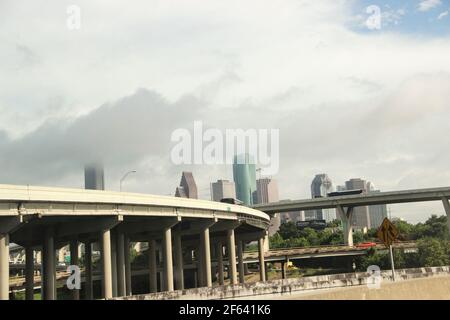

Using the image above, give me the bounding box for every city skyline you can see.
[1,1,450,223]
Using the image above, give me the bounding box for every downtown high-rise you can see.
[175,171,198,199]
[305,174,335,222]
[256,177,280,235]
[84,164,105,190]
[211,179,236,202]
[232,154,257,206]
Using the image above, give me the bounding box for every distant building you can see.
[232,154,257,206]
[211,180,236,202]
[280,211,305,224]
[345,178,371,229]
[368,190,388,229]
[256,178,279,204]
[255,177,280,235]
[305,174,335,222]
[339,178,387,229]
[175,171,198,199]
[84,164,105,190]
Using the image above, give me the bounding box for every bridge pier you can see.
[442,197,450,235]
[237,240,245,284]
[200,227,212,287]
[84,242,93,300]
[195,244,205,287]
[174,232,184,290]
[0,233,9,300]
[148,239,158,293]
[70,240,80,300]
[111,234,118,297]
[163,226,174,291]
[43,227,56,300]
[117,232,126,297]
[25,246,34,300]
[258,236,266,282]
[124,236,132,296]
[227,229,238,285]
[216,242,224,285]
[101,228,113,299]
[337,205,354,247]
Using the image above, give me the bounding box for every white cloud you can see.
[438,10,449,19]
[1,0,450,222]
[418,0,442,12]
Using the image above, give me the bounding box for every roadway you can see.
[0,183,270,300]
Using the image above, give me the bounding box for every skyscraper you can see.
[84,164,105,190]
[256,177,280,236]
[305,174,335,222]
[345,178,371,229]
[368,186,388,229]
[232,154,257,206]
[175,171,198,199]
[256,178,279,204]
[211,180,236,202]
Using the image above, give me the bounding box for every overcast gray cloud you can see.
[1,0,450,222]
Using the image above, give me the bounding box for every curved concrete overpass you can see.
[0,184,270,300]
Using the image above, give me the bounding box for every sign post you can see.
[376,218,399,281]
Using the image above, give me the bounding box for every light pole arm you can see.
[120,170,137,192]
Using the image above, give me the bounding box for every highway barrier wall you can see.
[114,266,450,300]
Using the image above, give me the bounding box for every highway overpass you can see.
[253,186,450,247]
[0,184,270,300]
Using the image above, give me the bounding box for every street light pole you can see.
[119,170,137,192]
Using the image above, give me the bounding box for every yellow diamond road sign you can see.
[377,217,399,247]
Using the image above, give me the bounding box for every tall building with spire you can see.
[305,174,335,222]
[175,171,198,199]
[232,154,257,206]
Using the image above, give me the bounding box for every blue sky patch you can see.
[349,0,450,36]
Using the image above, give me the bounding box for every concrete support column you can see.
[237,240,245,284]
[84,242,93,300]
[264,262,269,281]
[43,227,56,300]
[124,236,132,296]
[100,228,113,299]
[442,197,450,235]
[0,233,9,300]
[258,237,266,282]
[148,239,157,293]
[281,261,286,279]
[197,246,204,287]
[174,233,184,290]
[227,229,237,285]
[117,232,126,297]
[216,242,224,286]
[70,240,80,300]
[163,227,174,291]
[337,205,354,247]
[200,227,212,287]
[111,234,118,297]
[25,246,34,300]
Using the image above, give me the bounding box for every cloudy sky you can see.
[1,0,450,223]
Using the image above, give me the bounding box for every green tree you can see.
[393,220,414,240]
[278,222,300,239]
[299,227,319,246]
[417,238,449,267]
